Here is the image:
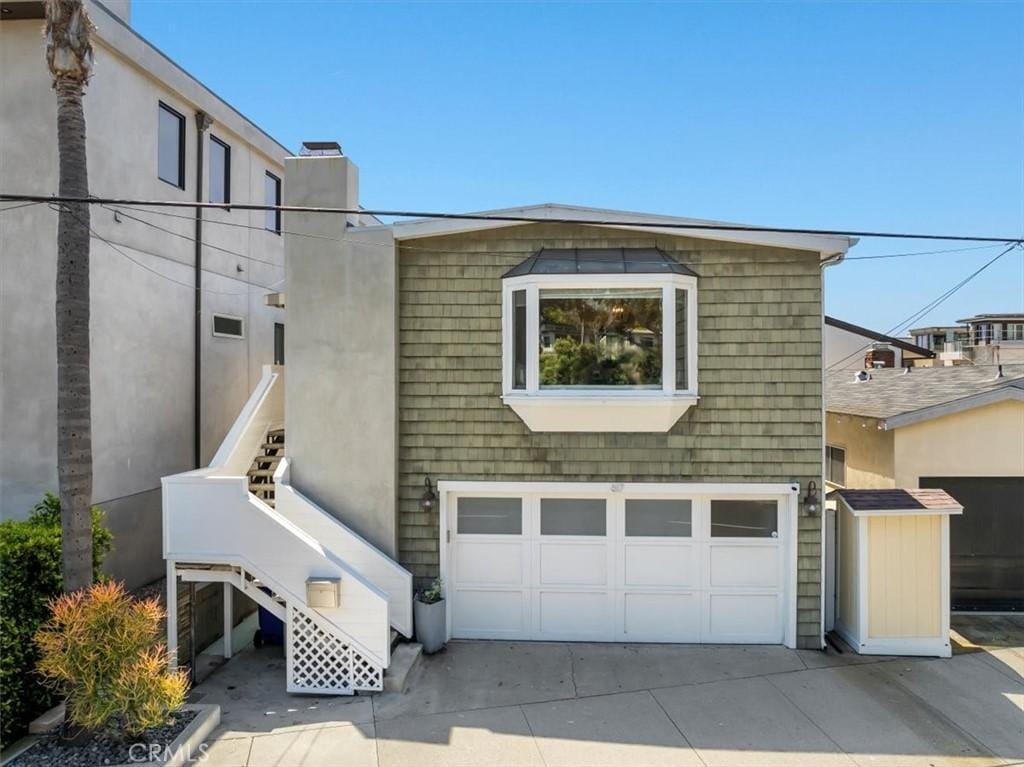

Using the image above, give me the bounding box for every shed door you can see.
[448,489,787,643]
[920,476,1024,611]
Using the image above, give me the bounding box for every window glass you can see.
[541,498,606,535]
[538,288,662,388]
[512,290,526,390]
[157,104,184,187]
[212,315,244,338]
[826,445,846,486]
[675,288,687,390]
[625,499,692,537]
[265,172,281,232]
[209,136,230,204]
[457,497,522,534]
[710,500,777,538]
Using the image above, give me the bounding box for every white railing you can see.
[209,365,284,476]
[274,458,414,637]
[162,473,390,666]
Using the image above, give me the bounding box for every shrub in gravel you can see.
[35,581,189,736]
[0,494,111,746]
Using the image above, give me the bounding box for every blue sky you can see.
[132,1,1023,333]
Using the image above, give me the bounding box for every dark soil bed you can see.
[9,710,197,767]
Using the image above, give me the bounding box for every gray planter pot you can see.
[414,598,446,654]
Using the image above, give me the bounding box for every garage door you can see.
[920,476,1024,611]
[445,485,794,644]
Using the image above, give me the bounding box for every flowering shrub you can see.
[35,581,189,736]
[0,493,111,746]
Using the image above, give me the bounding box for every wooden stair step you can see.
[260,442,285,450]
[253,454,283,464]
[248,469,276,477]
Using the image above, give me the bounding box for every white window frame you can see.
[501,273,698,432]
[211,313,245,339]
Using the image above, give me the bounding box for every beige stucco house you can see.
[826,364,1024,612]
[1,0,290,587]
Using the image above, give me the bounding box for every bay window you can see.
[502,248,698,432]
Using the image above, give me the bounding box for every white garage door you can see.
[445,484,794,644]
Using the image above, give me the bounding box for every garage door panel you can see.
[709,545,779,588]
[538,542,608,586]
[623,543,697,587]
[451,589,529,638]
[537,590,611,639]
[622,592,700,642]
[706,593,781,642]
[455,541,525,585]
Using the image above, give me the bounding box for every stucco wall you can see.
[0,15,287,587]
[825,413,895,489]
[893,400,1024,487]
[397,224,826,647]
[867,514,941,638]
[825,324,904,370]
[283,156,400,557]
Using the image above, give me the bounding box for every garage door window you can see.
[625,499,692,536]
[457,497,522,534]
[540,498,606,536]
[711,500,778,538]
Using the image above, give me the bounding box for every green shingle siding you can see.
[397,223,824,648]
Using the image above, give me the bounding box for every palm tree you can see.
[44,0,95,592]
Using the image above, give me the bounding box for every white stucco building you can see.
[0,0,291,587]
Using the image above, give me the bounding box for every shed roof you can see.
[503,248,697,278]
[826,364,1024,425]
[831,488,963,516]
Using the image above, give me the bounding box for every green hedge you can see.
[0,493,112,746]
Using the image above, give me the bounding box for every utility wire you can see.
[103,202,1021,263]
[4,192,1024,243]
[55,204,283,296]
[102,204,284,269]
[0,200,44,213]
[826,243,1022,371]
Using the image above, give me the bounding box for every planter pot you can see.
[414,599,446,654]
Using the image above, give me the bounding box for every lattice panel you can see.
[287,607,383,695]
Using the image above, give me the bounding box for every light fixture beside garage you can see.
[802,480,820,516]
[420,477,437,512]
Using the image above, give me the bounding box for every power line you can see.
[102,205,284,269]
[56,204,283,296]
[103,202,1021,263]
[844,243,1008,261]
[4,192,1023,243]
[0,201,44,213]
[826,243,1022,370]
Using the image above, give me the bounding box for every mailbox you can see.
[306,577,340,609]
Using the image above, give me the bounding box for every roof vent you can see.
[853,370,871,383]
[902,366,911,374]
[300,141,343,156]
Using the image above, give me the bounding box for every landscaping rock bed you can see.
[8,710,197,767]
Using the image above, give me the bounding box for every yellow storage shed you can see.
[831,488,963,658]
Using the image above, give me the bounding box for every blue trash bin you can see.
[253,589,285,647]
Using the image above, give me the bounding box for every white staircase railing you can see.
[273,458,413,637]
[162,365,413,695]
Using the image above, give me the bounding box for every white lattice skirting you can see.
[285,606,384,695]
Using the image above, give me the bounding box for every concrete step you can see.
[383,642,422,694]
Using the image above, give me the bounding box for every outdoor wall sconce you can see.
[420,477,437,512]
[803,480,820,516]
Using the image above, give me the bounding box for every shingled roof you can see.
[826,364,1024,424]
[831,488,963,514]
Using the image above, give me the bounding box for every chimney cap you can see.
[300,141,343,156]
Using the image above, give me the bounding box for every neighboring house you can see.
[911,313,1024,366]
[163,152,860,695]
[0,0,290,588]
[826,364,1024,611]
[825,316,934,370]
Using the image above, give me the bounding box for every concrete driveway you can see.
[192,622,1024,767]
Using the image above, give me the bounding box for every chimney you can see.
[864,343,895,369]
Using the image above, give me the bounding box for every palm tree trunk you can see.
[46,0,95,592]
[55,78,93,592]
